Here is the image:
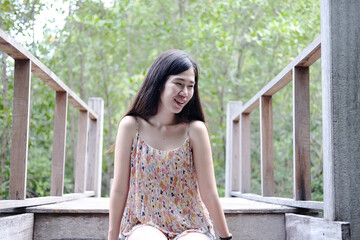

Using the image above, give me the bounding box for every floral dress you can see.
[119,126,215,239]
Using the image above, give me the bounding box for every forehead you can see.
[168,68,195,83]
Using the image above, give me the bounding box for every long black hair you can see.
[126,49,205,123]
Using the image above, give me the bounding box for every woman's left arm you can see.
[190,121,231,238]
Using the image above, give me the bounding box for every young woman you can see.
[108,50,232,240]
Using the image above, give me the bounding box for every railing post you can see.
[50,91,68,196]
[225,101,242,197]
[240,113,251,193]
[9,59,31,200]
[321,0,360,237]
[87,98,104,197]
[260,95,274,197]
[75,110,89,193]
[293,66,311,200]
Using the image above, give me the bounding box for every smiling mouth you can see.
[175,99,186,106]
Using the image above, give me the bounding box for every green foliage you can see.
[0,0,322,200]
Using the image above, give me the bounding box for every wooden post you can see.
[293,66,311,200]
[240,113,251,193]
[9,59,31,200]
[87,98,104,197]
[321,0,360,238]
[225,101,242,197]
[260,96,274,197]
[74,110,89,193]
[50,91,68,196]
[231,119,241,192]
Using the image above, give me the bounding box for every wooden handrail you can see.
[0,28,104,207]
[226,36,322,210]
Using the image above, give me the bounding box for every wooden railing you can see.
[225,36,323,210]
[0,28,104,210]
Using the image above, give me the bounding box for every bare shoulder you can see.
[189,120,209,144]
[117,115,137,139]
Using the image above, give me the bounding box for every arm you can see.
[190,121,231,239]
[108,116,136,240]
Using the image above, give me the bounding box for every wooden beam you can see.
[0,192,94,211]
[240,113,251,193]
[260,96,274,197]
[286,214,350,240]
[225,101,242,197]
[9,59,31,200]
[87,98,104,197]
[0,29,98,120]
[75,110,89,193]
[232,192,323,210]
[231,119,241,192]
[321,1,360,238]
[50,91,68,196]
[0,213,34,239]
[293,67,311,200]
[240,36,321,114]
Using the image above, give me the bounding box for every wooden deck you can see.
[19,197,301,240]
[25,197,298,214]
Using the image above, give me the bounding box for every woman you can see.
[108,49,232,240]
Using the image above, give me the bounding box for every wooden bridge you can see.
[0,1,359,239]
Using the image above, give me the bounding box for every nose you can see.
[179,87,188,97]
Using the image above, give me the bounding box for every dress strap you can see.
[187,123,191,147]
[135,117,140,140]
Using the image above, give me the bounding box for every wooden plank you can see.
[232,192,324,210]
[293,67,311,201]
[240,36,321,114]
[260,96,274,197]
[87,98,104,197]
[9,59,31,200]
[225,101,242,197]
[50,91,68,196]
[286,213,350,240]
[240,113,251,193]
[0,192,94,211]
[0,213,34,240]
[75,110,89,193]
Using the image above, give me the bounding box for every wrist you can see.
[219,233,232,240]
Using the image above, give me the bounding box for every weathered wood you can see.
[321,0,360,238]
[285,213,350,240]
[231,119,241,192]
[240,36,320,114]
[0,213,34,240]
[0,192,94,211]
[87,98,104,197]
[240,113,251,193]
[75,110,89,193]
[232,192,324,210]
[260,96,274,197]
[51,91,68,196]
[0,28,98,120]
[293,66,311,200]
[33,213,108,240]
[9,59,31,200]
[225,101,242,197]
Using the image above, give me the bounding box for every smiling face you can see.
[159,68,195,114]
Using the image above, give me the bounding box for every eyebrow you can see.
[173,78,195,84]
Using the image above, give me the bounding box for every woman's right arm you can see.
[108,116,137,240]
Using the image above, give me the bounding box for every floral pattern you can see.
[119,131,215,239]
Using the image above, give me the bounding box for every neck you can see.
[149,105,177,127]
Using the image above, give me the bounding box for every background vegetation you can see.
[0,0,322,200]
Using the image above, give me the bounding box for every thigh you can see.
[177,232,212,240]
[127,225,167,240]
